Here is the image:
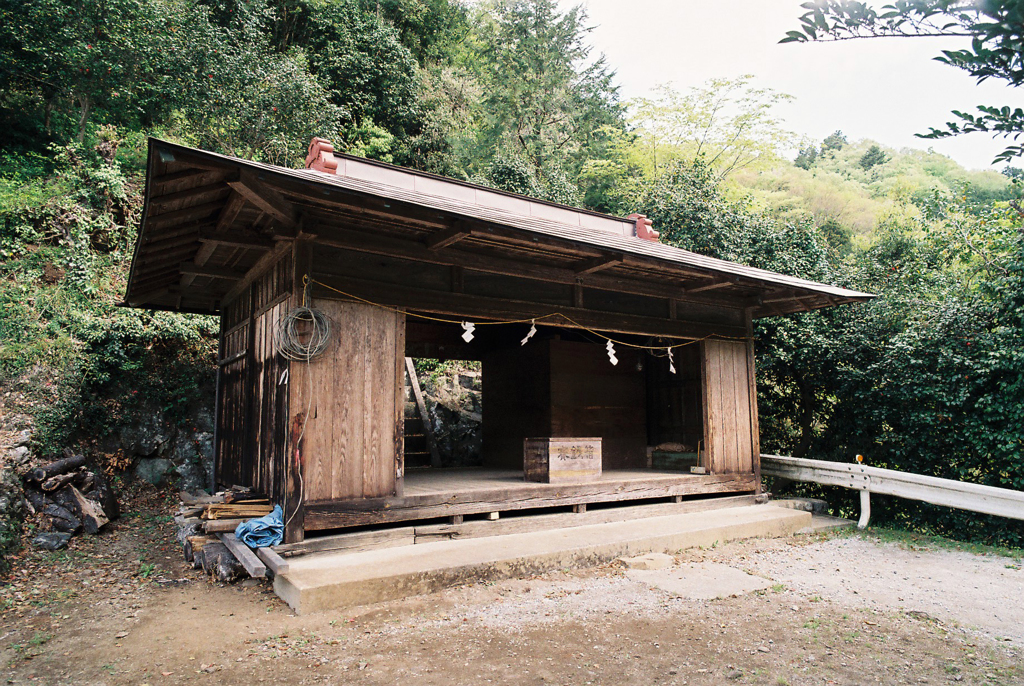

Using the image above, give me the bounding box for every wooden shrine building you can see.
[124,138,873,543]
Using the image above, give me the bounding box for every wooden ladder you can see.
[404,358,441,468]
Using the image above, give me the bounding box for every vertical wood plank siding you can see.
[702,339,756,474]
[289,300,406,503]
[214,254,292,503]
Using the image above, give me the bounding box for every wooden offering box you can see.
[524,438,602,484]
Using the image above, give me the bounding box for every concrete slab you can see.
[618,552,674,570]
[626,563,773,600]
[274,504,810,614]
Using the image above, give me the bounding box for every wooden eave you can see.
[124,139,874,319]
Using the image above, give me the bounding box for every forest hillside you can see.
[1,0,1022,563]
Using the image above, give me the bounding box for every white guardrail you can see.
[760,454,1024,529]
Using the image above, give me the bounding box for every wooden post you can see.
[699,340,711,474]
[395,312,407,496]
[858,490,871,529]
[242,283,258,490]
[283,240,312,544]
[745,308,762,494]
[212,314,224,492]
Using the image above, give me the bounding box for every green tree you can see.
[167,1,343,165]
[794,145,819,170]
[629,77,799,179]
[820,130,847,155]
[858,144,889,170]
[0,0,162,145]
[783,0,1024,163]
[464,0,623,200]
[261,0,425,159]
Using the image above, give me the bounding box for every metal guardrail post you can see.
[858,490,870,529]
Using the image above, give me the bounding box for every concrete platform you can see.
[273,504,811,614]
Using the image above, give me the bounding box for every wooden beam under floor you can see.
[303,473,758,530]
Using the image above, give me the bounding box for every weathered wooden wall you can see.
[549,340,647,470]
[482,339,646,470]
[214,253,292,502]
[290,299,406,504]
[701,339,756,474]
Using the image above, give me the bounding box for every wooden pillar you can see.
[394,311,407,497]
[212,313,225,491]
[745,308,762,494]
[282,240,312,544]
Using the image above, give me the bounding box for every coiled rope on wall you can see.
[274,306,332,361]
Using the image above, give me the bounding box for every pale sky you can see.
[567,0,1017,171]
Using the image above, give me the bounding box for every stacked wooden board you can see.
[174,489,288,582]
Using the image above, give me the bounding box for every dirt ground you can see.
[1,486,1022,686]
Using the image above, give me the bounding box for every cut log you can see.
[41,471,84,492]
[24,489,53,514]
[223,491,268,504]
[85,472,119,521]
[217,533,266,578]
[58,485,110,534]
[202,503,273,520]
[184,535,217,568]
[78,471,96,493]
[203,518,247,533]
[199,541,246,582]
[175,517,203,544]
[30,454,87,482]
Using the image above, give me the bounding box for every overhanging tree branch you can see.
[782,0,1024,163]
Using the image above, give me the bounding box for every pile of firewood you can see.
[174,488,286,583]
[23,452,120,549]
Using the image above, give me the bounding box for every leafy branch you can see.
[782,0,1024,163]
[919,106,1024,163]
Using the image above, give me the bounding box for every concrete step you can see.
[273,504,810,614]
[806,514,856,532]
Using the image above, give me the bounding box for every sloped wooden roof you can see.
[125,138,873,318]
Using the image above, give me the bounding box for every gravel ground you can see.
[723,535,1024,645]
[1,492,1022,686]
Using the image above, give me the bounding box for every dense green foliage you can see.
[0,133,217,457]
[0,0,1021,549]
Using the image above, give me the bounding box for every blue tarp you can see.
[234,504,284,548]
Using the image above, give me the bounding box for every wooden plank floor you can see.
[402,467,694,496]
[304,467,758,530]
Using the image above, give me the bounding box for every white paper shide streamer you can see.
[606,339,618,365]
[461,321,475,342]
[667,347,676,374]
[520,320,537,346]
